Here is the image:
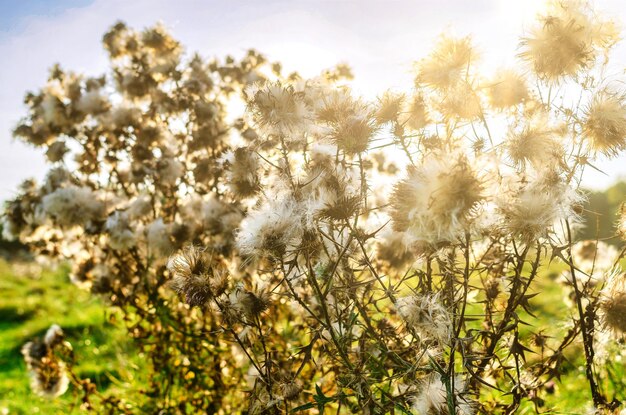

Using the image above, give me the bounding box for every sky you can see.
[1,0,626,201]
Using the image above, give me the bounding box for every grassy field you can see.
[0,258,144,414]
[0,256,622,414]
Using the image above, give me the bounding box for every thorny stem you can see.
[446,234,472,414]
[305,257,355,371]
[471,243,537,385]
[397,131,415,165]
[440,234,471,415]
[254,315,273,398]
[565,219,605,407]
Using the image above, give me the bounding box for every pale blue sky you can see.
[0,0,93,32]
[1,0,626,201]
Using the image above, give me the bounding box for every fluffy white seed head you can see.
[583,90,626,157]
[411,373,474,415]
[390,150,486,244]
[396,293,452,344]
[236,197,304,259]
[42,185,105,227]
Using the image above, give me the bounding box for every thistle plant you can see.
[4,1,626,413]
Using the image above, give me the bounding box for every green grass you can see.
[0,258,143,414]
[0,256,623,414]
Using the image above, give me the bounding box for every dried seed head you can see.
[41,185,106,227]
[21,325,70,398]
[225,147,261,197]
[484,277,502,300]
[416,35,474,90]
[247,81,310,138]
[583,90,626,157]
[599,270,626,334]
[168,246,229,307]
[438,81,482,120]
[411,373,475,415]
[332,114,376,154]
[44,324,64,348]
[236,198,304,259]
[601,291,626,334]
[530,331,550,348]
[278,379,303,400]
[400,93,429,130]
[505,111,563,169]
[390,150,485,244]
[318,195,361,221]
[396,293,452,344]
[520,0,618,81]
[46,141,69,162]
[376,92,404,124]
[228,284,271,321]
[496,169,581,242]
[487,69,529,109]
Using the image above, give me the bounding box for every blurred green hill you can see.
[580,181,626,243]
